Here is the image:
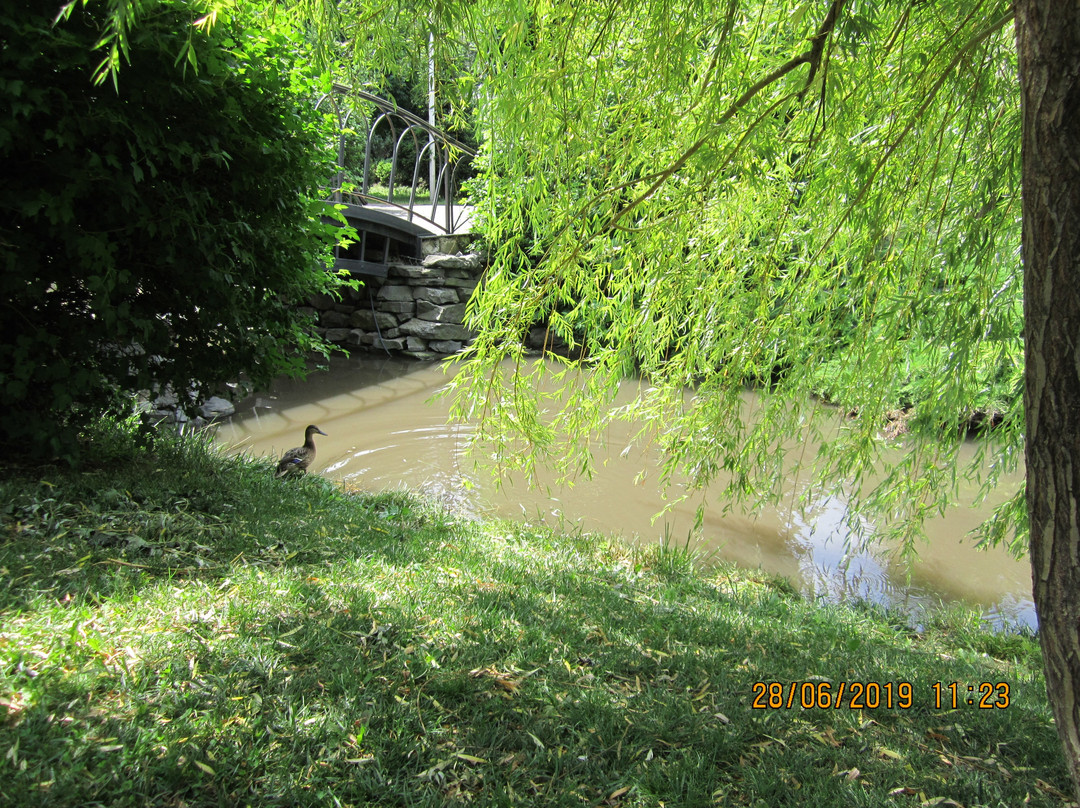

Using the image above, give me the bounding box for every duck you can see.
[275,425,328,477]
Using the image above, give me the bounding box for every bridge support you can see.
[311,237,484,360]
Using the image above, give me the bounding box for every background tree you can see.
[0,0,348,459]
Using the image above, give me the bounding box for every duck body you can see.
[275,425,328,477]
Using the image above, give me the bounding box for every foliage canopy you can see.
[46,0,1026,548]
[418,0,1022,553]
[0,0,347,458]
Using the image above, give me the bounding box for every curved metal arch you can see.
[318,83,477,236]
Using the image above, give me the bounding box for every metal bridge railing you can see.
[317,84,476,236]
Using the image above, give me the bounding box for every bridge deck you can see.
[332,203,476,279]
[360,202,475,236]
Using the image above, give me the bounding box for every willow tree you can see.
[89,0,1080,795]
[329,0,1077,793]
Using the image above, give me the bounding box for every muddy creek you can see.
[214,355,1034,630]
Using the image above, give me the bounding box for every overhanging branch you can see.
[608,0,849,230]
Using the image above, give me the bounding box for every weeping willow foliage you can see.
[94,0,1023,553]
[272,0,1023,554]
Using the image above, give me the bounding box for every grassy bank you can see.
[0,421,1071,806]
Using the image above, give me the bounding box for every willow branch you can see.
[520,0,852,338]
[608,0,849,230]
[806,9,1015,270]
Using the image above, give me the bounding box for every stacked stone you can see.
[142,388,236,427]
[311,242,483,360]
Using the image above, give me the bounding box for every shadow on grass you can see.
[0,439,1073,807]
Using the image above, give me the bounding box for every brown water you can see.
[215,355,1034,630]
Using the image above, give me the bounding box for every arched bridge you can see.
[318,85,477,278]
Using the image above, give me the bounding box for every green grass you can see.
[0,419,1071,806]
[367,183,433,206]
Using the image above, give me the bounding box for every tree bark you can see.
[1016,0,1080,799]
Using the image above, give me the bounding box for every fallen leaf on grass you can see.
[604,786,630,804]
[810,727,841,747]
[0,694,28,720]
[751,735,788,750]
[455,753,488,764]
[497,752,520,767]
[1034,777,1071,799]
[470,665,534,696]
[417,759,452,781]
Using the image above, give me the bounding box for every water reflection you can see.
[215,355,1035,631]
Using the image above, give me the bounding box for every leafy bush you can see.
[373,158,395,185]
[0,1,349,459]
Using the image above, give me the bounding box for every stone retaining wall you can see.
[309,237,484,360]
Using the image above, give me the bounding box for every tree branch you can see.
[608,0,849,230]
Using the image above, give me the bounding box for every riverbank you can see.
[215,354,1035,630]
[0,420,1070,806]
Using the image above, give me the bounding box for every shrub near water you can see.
[0,422,1070,806]
[0,2,347,459]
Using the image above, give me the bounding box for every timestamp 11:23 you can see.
[749,681,1011,710]
[933,682,1010,709]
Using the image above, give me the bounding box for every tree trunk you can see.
[1016,0,1080,799]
